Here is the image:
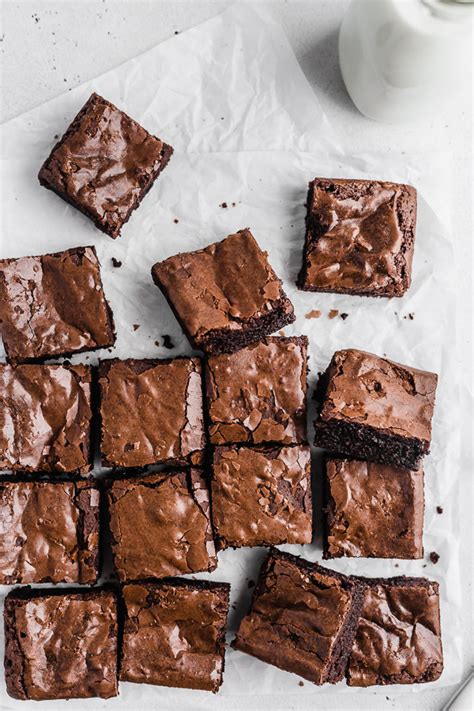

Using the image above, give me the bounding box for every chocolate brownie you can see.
[0,478,99,584]
[314,349,437,470]
[0,363,93,474]
[98,357,205,468]
[0,246,115,363]
[232,548,365,685]
[4,587,118,700]
[211,445,312,549]
[205,336,308,445]
[107,470,216,581]
[324,458,424,559]
[298,178,417,297]
[120,579,230,692]
[151,229,295,355]
[38,93,173,238]
[347,577,443,686]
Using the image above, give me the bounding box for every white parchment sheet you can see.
[0,4,463,710]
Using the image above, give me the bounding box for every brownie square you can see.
[0,246,115,363]
[151,229,295,355]
[38,93,173,239]
[232,548,365,685]
[98,357,205,468]
[0,363,93,474]
[121,579,230,692]
[205,336,308,445]
[0,478,99,584]
[298,178,417,297]
[347,577,443,686]
[4,587,118,700]
[107,469,216,581]
[211,444,312,549]
[314,349,437,470]
[324,458,424,559]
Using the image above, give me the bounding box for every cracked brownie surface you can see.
[98,357,205,468]
[106,470,216,581]
[0,363,92,474]
[0,246,115,363]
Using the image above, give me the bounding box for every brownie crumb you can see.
[394,563,399,568]
[305,309,321,319]
[132,324,140,331]
[162,334,175,349]
[430,551,440,564]
[174,30,179,35]
[111,257,122,268]
[340,312,349,320]
[232,202,236,207]
[53,133,59,140]
[298,681,304,687]
[247,579,255,589]
[436,506,443,514]
[173,218,179,224]
[154,340,160,347]
[404,312,415,320]
[219,202,228,209]
[328,309,339,319]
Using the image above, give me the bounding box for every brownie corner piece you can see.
[232,548,365,685]
[314,348,437,470]
[211,444,312,549]
[205,335,308,446]
[98,356,205,468]
[151,228,295,355]
[347,576,443,686]
[121,578,230,692]
[0,362,93,474]
[0,245,115,362]
[107,469,216,581]
[38,92,173,238]
[4,587,118,700]
[324,458,424,560]
[298,177,417,297]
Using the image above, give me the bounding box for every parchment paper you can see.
[0,4,462,710]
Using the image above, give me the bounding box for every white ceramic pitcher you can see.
[339,0,473,123]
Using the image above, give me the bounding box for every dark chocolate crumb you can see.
[53,133,59,140]
[133,324,140,331]
[430,551,440,564]
[247,579,255,589]
[436,506,443,514]
[162,334,175,349]
[328,309,339,319]
[340,312,349,320]
[174,30,179,35]
[219,202,228,209]
[111,257,122,268]
[173,218,179,224]
[403,312,415,320]
[423,564,427,568]
[299,681,304,687]
[154,340,160,348]
[394,563,399,568]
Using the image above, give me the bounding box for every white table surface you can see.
[1,1,473,710]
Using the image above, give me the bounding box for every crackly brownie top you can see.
[205,337,308,445]
[39,93,167,235]
[107,470,216,581]
[320,349,437,443]
[0,246,114,362]
[5,590,118,700]
[0,364,92,473]
[303,178,416,293]
[325,459,424,559]
[0,480,99,584]
[121,581,230,691]
[234,549,355,685]
[99,357,205,468]
[211,445,312,548]
[347,579,443,686]
[152,229,290,340]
